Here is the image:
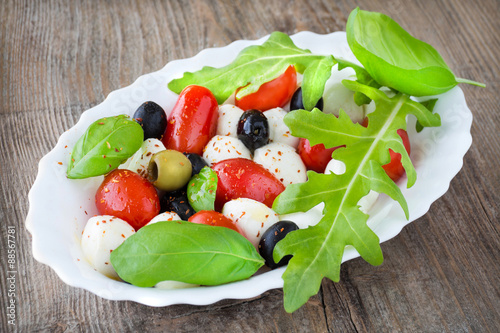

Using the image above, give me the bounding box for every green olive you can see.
[147,150,192,191]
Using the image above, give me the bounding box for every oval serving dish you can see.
[26,31,472,306]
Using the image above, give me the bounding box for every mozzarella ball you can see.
[216,104,244,137]
[264,108,299,148]
[322,66,365,124]
[222,198,279,248]
[324,158,346,175]
[147,212,181,225]
[120,139,166,178]
[254,143,306,186]
[203,135,251,166]
[81,215,135,279]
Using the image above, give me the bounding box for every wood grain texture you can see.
[1,0,499,332]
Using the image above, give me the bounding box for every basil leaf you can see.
[110,221,264,287]
[416,98,438,132]
[168,32,330,104]
[67,115,143,179]
[187,166,217,212]
[346,8,484,97]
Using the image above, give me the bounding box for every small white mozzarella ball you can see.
[203,135,251,166]
[263,108,299,148]
[147,212,181,225]
[120,139,166,178]
[222,198,279,248]
[324,159,379,213]
[323,66,365,124]
[81,215,135,280]
[216,104,244,138]
[279,203,325,229]
[358,190,379,214]
[155,280,199,289]
[324,158,346,175]
[254,143,306,186]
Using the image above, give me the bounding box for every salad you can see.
[65,8,483,313]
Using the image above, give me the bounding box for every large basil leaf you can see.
[110,221,264,287]
[67,115,143,179]
[187,166,217,212]
[346,8,484,97]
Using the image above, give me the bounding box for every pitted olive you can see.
[258,220,299,269]
[147,150,192,191]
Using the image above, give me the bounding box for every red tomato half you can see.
[298,138,343,173]
[382,129,411,182]
[188,210,240,233]
[95,169,160,230]
[361,118,411,182]
[235,65,297,111]
[212,158,286,211]
[162,85,219,155]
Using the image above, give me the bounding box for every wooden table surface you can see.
[1,0,499,331]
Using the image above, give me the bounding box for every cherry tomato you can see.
[235,65,297,111]
[212,158,286,211]
[361,118,411,182]
[298,138,342,173]
[162,85,219,155]
[382,129,411,182]
[188,210,240,233]
[95,169,160,230]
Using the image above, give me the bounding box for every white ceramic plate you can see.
[26,31,472,306]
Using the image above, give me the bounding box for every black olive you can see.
[160,188,195,220]
[258,220,299,269]
[237,109,269,153]
[184,153,209,176]
[133,101,167,140]
[290,87,324,111]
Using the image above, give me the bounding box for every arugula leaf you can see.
[67,115,143,179]
[335,58,381,105]
[346,8,485,97]
[301,56,335,110]
[272,82,441,312]
[187,166,218,212]
[416,99,438,132]
[111,221,264,287]
[168,32,333,108]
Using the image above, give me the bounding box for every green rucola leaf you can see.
[301,56,335,110]
[111,221,264,287]
[346,8,484,97]
[187,166,218,212]
[273,82,441,312]
[168,32,331,106]
[416,98,438,132]
[67,115,143,179]
[335,58,381,105]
